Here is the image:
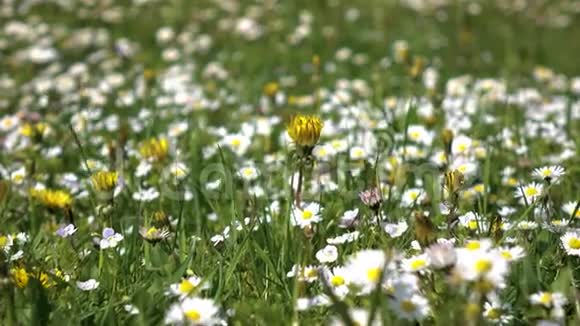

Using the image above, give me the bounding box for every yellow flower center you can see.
[539,293,552,305]
[474,259,492,273]
[178,279,195,294]
[409,131,421,140]
[302,210,313,220]
[465,241,481,250]
[1,118,14,128]
[568,238,580,249]
[330,275,345,286]
[305,268,318,278]
[0,236,7,248]
[400,300,416,313]
[525,187,538,197]
[231,138,241,147]
[410,259,426,270]
[366,267,381,283]
[409,192,418,200]
[541,169,551,177]
[467,220,478,231]
[185,309,201,321]
[501,251,513,260]
[486,308,500,320]
[146,227,158,237]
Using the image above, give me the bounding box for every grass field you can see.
[1,0,580,325]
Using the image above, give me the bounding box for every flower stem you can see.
[294,164,304,209]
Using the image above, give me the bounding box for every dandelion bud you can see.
[30,188,73,210]
[91,171,118,192]
[443,169,465,194]
[153,210,170,227]
[263,82,279,97]
[287,114,323,148]
[139,137,169,162]
[393,40,409,64]
[441,128,454,155]
[414,211,436,247]
[409,56,425,79]
[312,55,320,66]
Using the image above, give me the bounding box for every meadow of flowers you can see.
[1,0,580,325]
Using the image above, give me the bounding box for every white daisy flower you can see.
[562,201,580,219]
[349,146,368,160]
[345,249,387,294]
[164,297,220,325]
[383,221,408,238]
[498,246,526,262]
[401,188,425,207]
[401,254,430,273]
[514,182,543,203]
[330,308,380,326]
[168,162,189,181]
[389,294,431,321]
[291,202,322,228]
[315,245,338,264]
[330,139,348,153]
[530,291,567,308]
[407,125,434,146]
[451,135,472,155]
[312,144,336,161]
[168,276,208,297]
[132,187,160,202]
[323,266,351,298]
[222,133,251,156]
[454,248,508,285]
[561,231,580,256]
[338,208,359,228]
[532,165,565,183]
[425,242,456,269]
[483,299,513,324]
[238,166,259,181]
[77,279,100,291]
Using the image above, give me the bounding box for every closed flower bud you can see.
[287,114,323,148]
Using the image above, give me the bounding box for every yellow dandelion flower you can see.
[11,267,29,288]
[20,122,48,140]
[91,171,118,192]
[287,114,323,147]
[139,137,169,162]
[263,82,279,96]
[30,188,72,210]
[36,271,54,288]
